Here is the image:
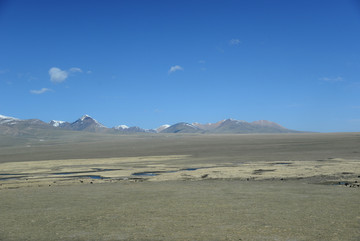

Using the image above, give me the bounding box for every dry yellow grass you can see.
[1,155,359,189]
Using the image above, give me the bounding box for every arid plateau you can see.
[0,132,359,240]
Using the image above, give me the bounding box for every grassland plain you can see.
[0,133,359,240]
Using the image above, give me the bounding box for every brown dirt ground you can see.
[0,133,359,240]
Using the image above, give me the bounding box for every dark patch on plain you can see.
[252,169,276,175]
[53,168,123,175]
[0,173,26,176]
[132,167,207,176]
[133,172,158,176]
[0,176,28,180]
[320,181,359,188]
[71,175,109,180]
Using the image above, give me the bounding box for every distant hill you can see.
[0,114,302,136]
[0,114,55,137]
[192,120,224,131]
[211,119,296,133]
[160,122,204,133]
[162,119,300,134]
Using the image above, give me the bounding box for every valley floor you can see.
[0,133,359,240]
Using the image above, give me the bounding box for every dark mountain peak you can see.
[77,114,95,123]
[70,115,106,131]
[79,114,92,121]
[74,115,103,125]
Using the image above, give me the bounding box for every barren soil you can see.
[0,133,359,240]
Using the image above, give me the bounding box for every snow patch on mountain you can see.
[80,114,91,121]
[0,114,20,124]
[185,123,199,129]
[156,124,170,132]
[50,120,65,127]
[114,125,129,130]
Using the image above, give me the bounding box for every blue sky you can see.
[0,0,360,132]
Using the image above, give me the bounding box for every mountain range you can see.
[0,114,301,137]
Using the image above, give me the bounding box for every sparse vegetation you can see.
[0,133,359,240]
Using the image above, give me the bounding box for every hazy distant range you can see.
[0,114,303,137]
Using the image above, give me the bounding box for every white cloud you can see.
[69,67,82,73]
[319,76,344,82]
[30,88,52,94]
[49,67,68,83]
[229,39,241,45]
[49,67,82,83]
[198,60,205,64]
[86,70,92,74]
[168,65,183,74]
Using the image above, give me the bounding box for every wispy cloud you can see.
[49,67,82,83]
[198,60,205,64]
[168,65,183,74]
[0,69,9,74]
[229,39,241,45]
[319,76,344,82]
[30,88,52,94]
[69,67,82,73]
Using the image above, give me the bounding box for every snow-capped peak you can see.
[75,115,106,128]
[50,120,65,127]
[80,114,91,121]
[156,124,170,132]
[0,114,20,124]
[114,125,129,130]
